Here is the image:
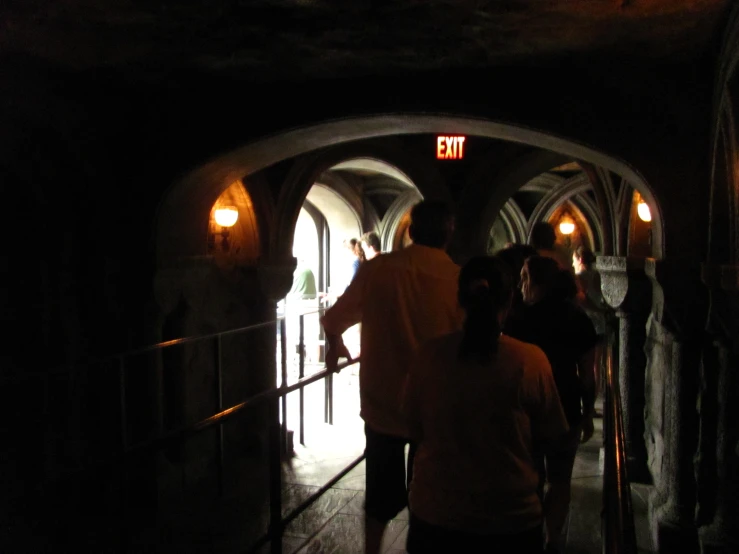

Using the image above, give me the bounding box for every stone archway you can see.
[154,114,664,269]
[498,199,528,244]
[272,140,442,267]
[303,183,363,292]
[380,189,424,252]
[148,114,672,547]
[527,173,604,253]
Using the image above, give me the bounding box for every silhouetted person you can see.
[530,222,570,270]
[322,200,464,554]
[573,246,610,400]
[360,231,382,260]
[504,255,597,553]
[344,238,366,284]
[495,243,538,312]
[403,256,568,553]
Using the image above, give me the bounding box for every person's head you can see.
[353,240,366,263]
[457,256,514,363]
[344,238,365,262]
[530,222,557,250]
[495,244,538,286]
[408,200,455,249]
[360,232,382,259]
[495,243,538,310]
[573,245,596,273]
[520,255,560,305]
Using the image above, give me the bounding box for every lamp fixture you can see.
[215,207,238,227]
[559,220,575,235]
[637,200,652,222]
[209,206,238,252]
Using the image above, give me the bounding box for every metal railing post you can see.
[119,356,128,451]
[20,308,362,554]
[214,334,225,497]
[279,318,289,456]
[324,374,330,424]
[118,356,129,549]
[602,336,638,554]
[267,355,283,554]
[299,314,305,446]
[327,372,334,425]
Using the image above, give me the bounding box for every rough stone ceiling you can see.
[0,0,731,78]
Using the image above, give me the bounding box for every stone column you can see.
[695,263,739,554]
[258,257,298,458]
[257,257,299,390]
[597,256,652,483]
[150,256,294,505]
[644,259,700,553]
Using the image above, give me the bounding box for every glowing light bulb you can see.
[637,201,651,222]
[214,207,238,227]
[559,221,575,235]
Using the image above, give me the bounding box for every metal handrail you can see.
[45,357,357,479]
[602,338,638,554]
[16,306,360,554]
[2,306,330,380]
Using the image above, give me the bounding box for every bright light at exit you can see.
[215,207,239,227]
[637,201,652,222]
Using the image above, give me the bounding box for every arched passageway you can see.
[152,115,666,467]
[154,114,664,270]
[295,157,422,296]
[486,161,654,262]
[282,157,423,369]
[149,114,674,554]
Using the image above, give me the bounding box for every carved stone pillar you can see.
[257,257,298,458]
[644,259,700,553]
[257,257,298,302]
[151,256,290,507]
[597,256,652,483]
[255,256,297,392]
[695,263,739,554]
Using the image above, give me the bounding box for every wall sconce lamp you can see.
[209,206,238,252]
[559,219,575,235]
[637,199,652,222]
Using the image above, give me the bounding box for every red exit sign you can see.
[436,135,466,159]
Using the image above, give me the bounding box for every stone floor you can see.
[256,365,656,554]
[132,360,656,553]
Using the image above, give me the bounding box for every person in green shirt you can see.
[288,261,317,300]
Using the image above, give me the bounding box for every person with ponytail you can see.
[402,256,568,553]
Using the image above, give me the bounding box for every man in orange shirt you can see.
[321,201,464,554]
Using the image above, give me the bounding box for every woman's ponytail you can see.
[457,257,513,364]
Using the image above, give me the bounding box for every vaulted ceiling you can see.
[1,0,731,78]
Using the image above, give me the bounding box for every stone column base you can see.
[650,502,699,554]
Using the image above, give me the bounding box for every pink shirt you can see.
[321,244,463,437]
[403,333,568,533]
